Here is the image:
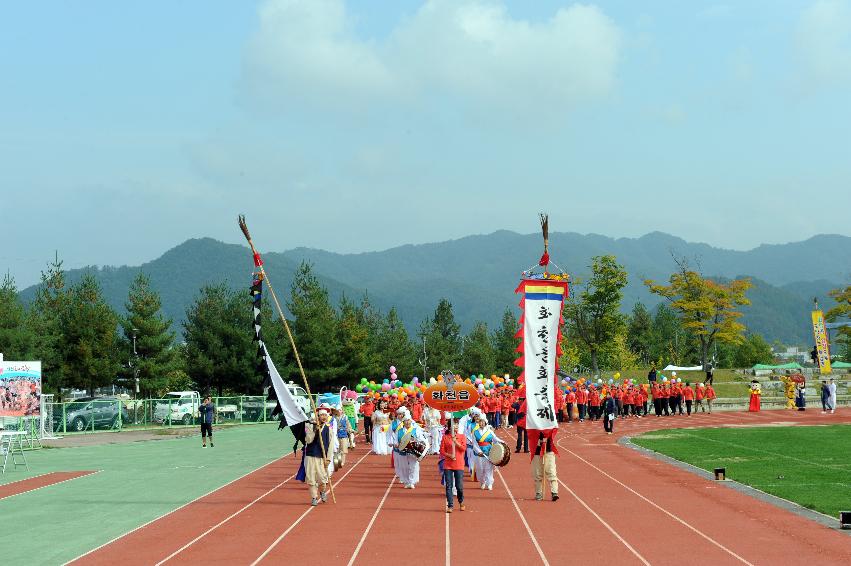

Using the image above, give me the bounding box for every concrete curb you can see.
[619,434,850,536]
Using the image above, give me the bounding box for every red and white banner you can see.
[514,280,568,448]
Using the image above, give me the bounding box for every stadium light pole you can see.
[132,328,139,399]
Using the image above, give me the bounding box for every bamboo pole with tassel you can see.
[238,215,336,504]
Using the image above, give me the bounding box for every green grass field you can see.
[1,424,293,564]
[632,425,851,518]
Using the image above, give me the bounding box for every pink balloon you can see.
[389,366,397,374]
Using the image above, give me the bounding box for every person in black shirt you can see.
[647,364,657,385]
[199,397,215,447]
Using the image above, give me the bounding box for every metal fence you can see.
[42,396,276,435]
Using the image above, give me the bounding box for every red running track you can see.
[0,471,98,501]
[70,409,851,566]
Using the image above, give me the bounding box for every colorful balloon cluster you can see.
[357,368,518,400]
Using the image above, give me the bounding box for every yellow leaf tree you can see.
[645,261,752,371]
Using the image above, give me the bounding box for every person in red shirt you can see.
[513,394,528,453]
[360,398,375,443]
[576,385,588,422]
[588,386,601,421]
[440,418,467,513]
[682,382,695,415]
[565,388,576,423]
[622,387,634,418]
[705,384,716,413]
[501,393,511,429]
[411,398,424,423]
[695,383,706,413]
[554,387,565,423]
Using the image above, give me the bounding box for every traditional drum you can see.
[487,441,511,467]
[402,438,430,462]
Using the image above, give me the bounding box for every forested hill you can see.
[19,231,851,345]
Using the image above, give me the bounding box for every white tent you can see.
[662,365,703,372]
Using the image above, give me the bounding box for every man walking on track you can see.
[513,394,529,453]
[532,433,559,502]
[603,393,616,435]
[199,396,215,447]
[304,407,333,506]
[360,397,375,443]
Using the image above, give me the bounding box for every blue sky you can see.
[2,0,850,287]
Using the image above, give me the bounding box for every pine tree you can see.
[287,262,344,387]
[60,275,122,395]
[28,255,68,393]
[491,307,519,376]
[336,294,371,383]
[419,298,462,373]
[459,321,495,377]
[0,274,34,359]
[626,302,653,365]
[375,307,417,379]
[119,273,181,397]
[183,284,260,396]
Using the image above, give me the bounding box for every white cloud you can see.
[796,0,851,87]
[241,0,621,120]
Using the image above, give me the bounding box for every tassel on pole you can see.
[237,215,336,504]
[538,213,550,267]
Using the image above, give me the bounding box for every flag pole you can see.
[238,215,336,504]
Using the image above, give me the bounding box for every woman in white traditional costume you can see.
[471,411,498,490]
[424,405,443,454]
[371,402,391,455]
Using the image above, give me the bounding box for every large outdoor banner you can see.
[811,310,832,374]
[0,361,42,417]
[514,280,568,436]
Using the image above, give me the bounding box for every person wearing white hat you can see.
[304,407,333,506]
[388,407,409,482]
[396,411,427,488]
[471,411,499,490]
[423,404,443,454]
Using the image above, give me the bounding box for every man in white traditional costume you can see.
[390,407,408,482]
[471,412,498,490]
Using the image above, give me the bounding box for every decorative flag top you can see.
[514,214,569,457]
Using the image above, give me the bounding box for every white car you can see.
[153,391,237,425]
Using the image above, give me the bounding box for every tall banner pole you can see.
[811,299,832,375]
[238,215,336,504]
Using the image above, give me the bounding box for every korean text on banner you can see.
[811,310,832,374]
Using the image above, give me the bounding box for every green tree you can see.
[491,307,519,376]
[459,321,495,377]
[183,284,260,396]
[649,303,699,366]
[0,274,34,359]
[563,255,629,374]
[287,262,343,387]
[626,302,653,365]
[60,275,122,395]
[645,260,752,370]
[374,307,418,379]
[336,295,371,384]
[732,333,775,367]
[418,298,462,373]
[119,273,182,397]
[27,255,68,393]
[825,284,851,362]
[605,328,640,371]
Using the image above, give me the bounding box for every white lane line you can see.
[156,474,297,564]
[556,477,651,565]
[445,512,451,566]
[346,477,395,566]
[495,468,549,566]
[251,451,370,566]
[0,470,101,501]
[64,452,295,565]
[559,438,755,566]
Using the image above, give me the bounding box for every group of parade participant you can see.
[305,372,721,508]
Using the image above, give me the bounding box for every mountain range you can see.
[18,231,851,346]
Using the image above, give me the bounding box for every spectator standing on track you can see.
[333,407,350,468]
[683,382,695,416]
[199,396,215,448]
[565,388,576,422]
[705,383,716,413]
[694,383,706,413]
[795,383,806,411]
[513,395,529,453]
[440,418,466,513]
[828,379,837,414]
[576,384,588,422]
[603,393,616,435]
[304,407,333,506]
[360,397,375,444]
[588,385,602,421]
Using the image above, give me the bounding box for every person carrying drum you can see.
[396,412,427,489]
[471,412,499,490]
